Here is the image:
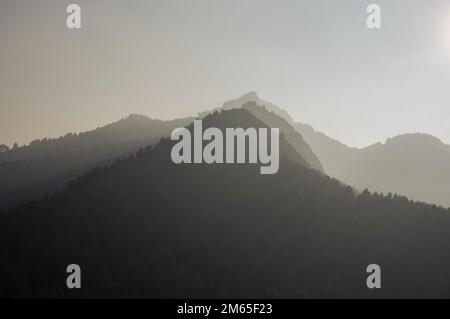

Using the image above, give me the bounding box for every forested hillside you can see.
[0,115,191,209]
[1,109,450,298]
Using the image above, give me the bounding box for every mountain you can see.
[0,114,192,209]
[0,94,323,210]
[217,92,450,208]
[223,91,295,125]
[2,108,450,299]
[242,102,323,172]
[214,92,322,171]
[295,122,357,177]
[296,123,450,208]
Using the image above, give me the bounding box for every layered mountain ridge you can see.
[222,92,450,208]
[2,108,450,298]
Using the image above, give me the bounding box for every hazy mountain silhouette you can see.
[2,108,450,298]
[223,91,295,125]
[242,102,323,172]
[222,92,450,208]
[0,97,323,209]
[0,115,192,209]
[201,93,323,171]
[296,124,450,208]
[295,122,357,175]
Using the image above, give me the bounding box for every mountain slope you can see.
[219,92,450,207]
[215,92,323,171]
[223,91,295,125]
[1,108,450,298]
[0,115,192,208]
[243,103,323,172]
[295,122,357,177]
[296,123,450,208]
[221,92,450,207]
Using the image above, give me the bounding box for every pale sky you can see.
[1,0,450,147]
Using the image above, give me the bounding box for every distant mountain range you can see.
[225,92,450,208]
[296,124,450,208]
[2,92,450,210]
[2,91,450,210]
[0,100,323,209]
[2,108,450,298]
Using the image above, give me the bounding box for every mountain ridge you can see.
[2,107,450,298]
[222,92,450,208]
[0,114,193,208]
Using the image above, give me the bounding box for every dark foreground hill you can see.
[1,109,450,298]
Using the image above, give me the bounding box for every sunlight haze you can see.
[1,0,450,148]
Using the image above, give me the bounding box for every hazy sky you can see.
[1,0,450,147]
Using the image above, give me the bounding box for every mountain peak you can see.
[223,92,295,125]
[241,91,260,100]
[381,133,450,153]
[385,133,444,146]
[126,114,151,120]
[223,91,260,108]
